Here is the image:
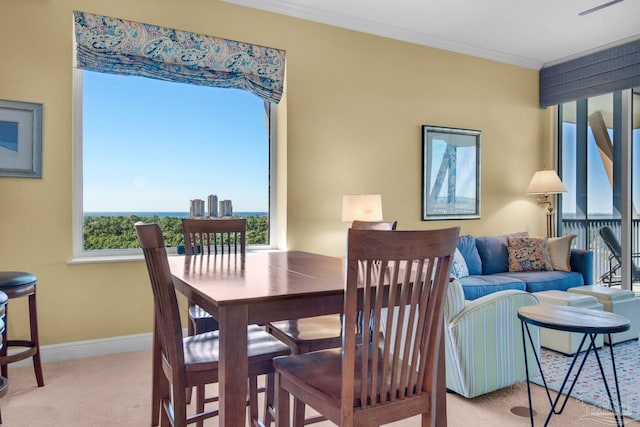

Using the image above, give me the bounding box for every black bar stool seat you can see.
[0,272,44,387]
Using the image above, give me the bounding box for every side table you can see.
[518,304,630,427]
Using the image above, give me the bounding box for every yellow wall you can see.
[0,0,550,345]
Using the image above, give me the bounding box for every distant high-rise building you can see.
[208,194,218,217]
[190,199,205,217]
[219,199,233,217]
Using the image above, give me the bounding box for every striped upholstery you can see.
[445,279,540,398]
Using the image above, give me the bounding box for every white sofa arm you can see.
[445,288,539,398]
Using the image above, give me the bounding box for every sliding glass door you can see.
[558,88,640,293]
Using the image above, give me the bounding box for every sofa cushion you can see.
[496,271,584,293]
[475,232,528,275]
[457,274,527,300]
[548,234,576,272]
[507,236,553,272]
[457,235,482,275]
[451,248,469,279]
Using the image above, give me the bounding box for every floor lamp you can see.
[526,170,567,238]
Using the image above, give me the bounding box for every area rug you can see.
[531,340,640,421]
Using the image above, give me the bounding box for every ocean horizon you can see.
[85,211,267,218]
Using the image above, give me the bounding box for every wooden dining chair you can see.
[135,222,290,427]
[266,220,397,426]
[182,218,247,335]
[273,226,460,427]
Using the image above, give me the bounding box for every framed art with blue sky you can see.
[0,99,43,178]
[422,125,481,220]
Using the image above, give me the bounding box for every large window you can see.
[558,88,640,292]
[73,70,276,258]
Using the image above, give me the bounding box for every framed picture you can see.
[0,99,43,178]
[422,125,481,220]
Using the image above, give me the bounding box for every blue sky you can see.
[561,124,640,216]
[82,71,269,213]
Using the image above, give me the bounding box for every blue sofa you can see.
[454,233,593,300]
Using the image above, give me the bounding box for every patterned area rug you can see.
[531,339,640,421]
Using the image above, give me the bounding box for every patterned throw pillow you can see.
[450,247,469,279]
[507,236,553,272]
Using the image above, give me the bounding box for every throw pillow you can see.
[547,234,576,272]
[450,247,469,279]
[457,235,482,275]
[475,232,529,275]
[507,236,553,272]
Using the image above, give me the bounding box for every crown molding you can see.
[222,0,544,69]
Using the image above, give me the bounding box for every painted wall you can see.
[0,0,550,346]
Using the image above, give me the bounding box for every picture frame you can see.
[0,99,43,178]
[422,125,481,220]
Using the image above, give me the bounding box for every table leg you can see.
[218,304,249,427]
[520,321,534,427]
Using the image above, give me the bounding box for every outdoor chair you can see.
[598,225,640,286]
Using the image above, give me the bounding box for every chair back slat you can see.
[182,218,246,256]
[343,227,459,414]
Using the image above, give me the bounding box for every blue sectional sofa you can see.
[454,233,593,300]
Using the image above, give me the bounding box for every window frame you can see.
[71,69,277,262]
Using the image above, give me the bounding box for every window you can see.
[558,88,639,292]
[72,70,276,258]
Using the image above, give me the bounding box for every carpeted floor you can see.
[2,349,639,426]
[532,339,640,421]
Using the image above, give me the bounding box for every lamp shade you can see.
[526,170,567,195]
[341,194,383,222]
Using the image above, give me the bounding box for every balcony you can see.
[562,218,640,294]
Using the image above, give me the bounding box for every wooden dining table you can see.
[167,250,447,427]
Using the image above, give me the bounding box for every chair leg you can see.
[275,374,290,427]
[263,373,276,426]
[28,293,44,387]
[292,398,306,427]
[248,376,259,424]
[195,385,206,427]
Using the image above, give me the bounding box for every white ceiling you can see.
[223,0,640,69]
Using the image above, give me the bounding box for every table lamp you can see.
[526,170,567,238]
[341,194,383,222]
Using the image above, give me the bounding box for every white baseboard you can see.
[12,332,154,367]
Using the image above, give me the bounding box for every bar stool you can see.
[0,290,8,425]
[0,272,44,387]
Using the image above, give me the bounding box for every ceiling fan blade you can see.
[579,0,625,16]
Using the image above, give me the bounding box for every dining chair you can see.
[182,218,247,335]
[135,222,290,427]
[266,220,397,426]
[273,226,460,427]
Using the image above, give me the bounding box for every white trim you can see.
[222,0,543,69]
[12,332,153,367]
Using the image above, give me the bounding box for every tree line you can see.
[83,215,268,250]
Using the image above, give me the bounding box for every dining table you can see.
[167,250,448,427]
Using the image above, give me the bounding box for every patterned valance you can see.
[73,11,285,104]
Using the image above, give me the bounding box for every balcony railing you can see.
[561,218,640,292]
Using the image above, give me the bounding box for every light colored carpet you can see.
[2,349,639,426]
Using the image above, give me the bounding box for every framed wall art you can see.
[0,99,43,178]
[422,125,481,220]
